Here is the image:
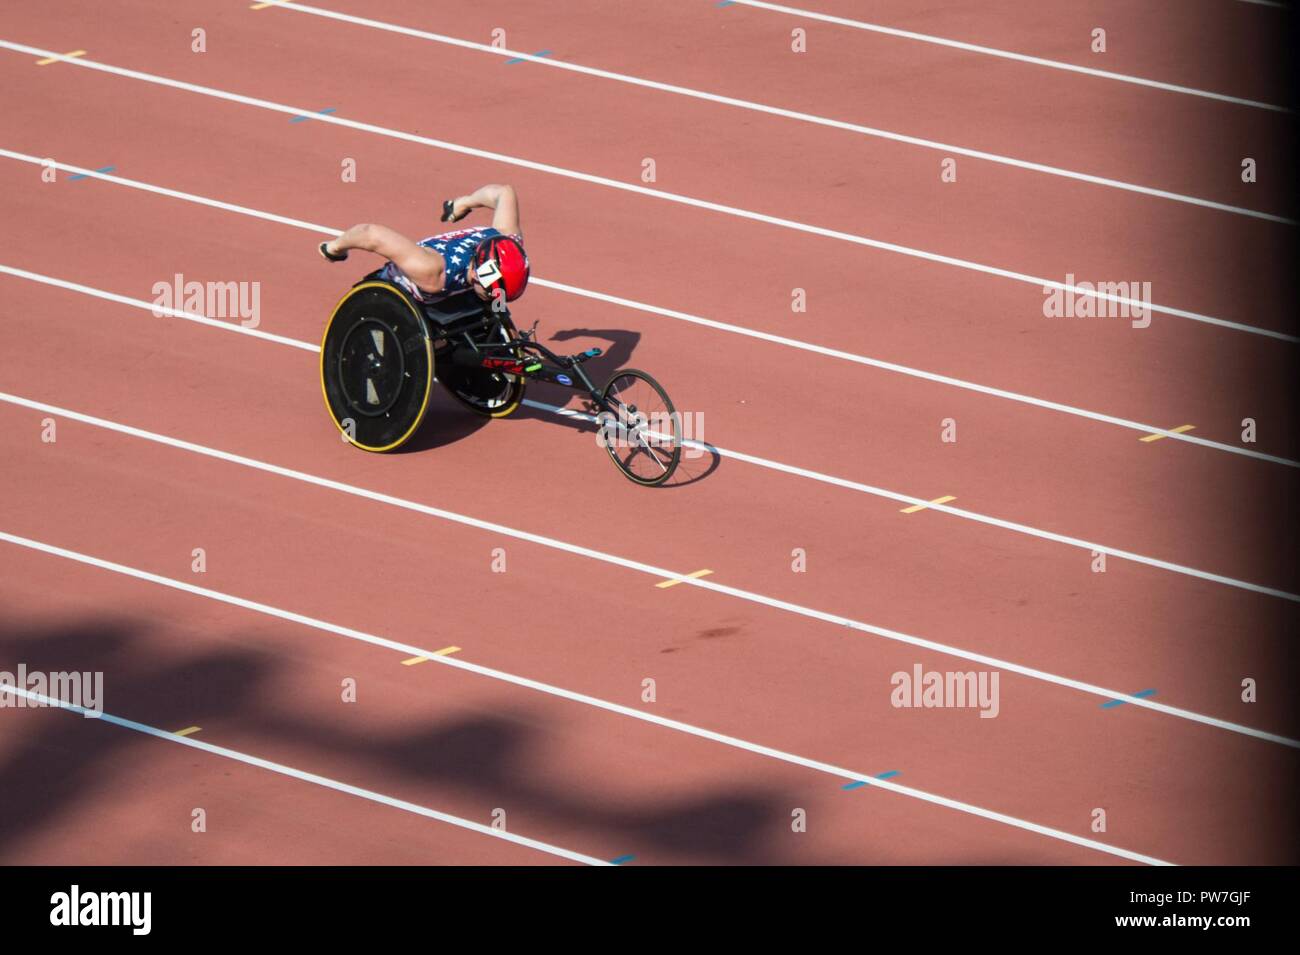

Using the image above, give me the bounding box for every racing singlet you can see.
[379,226,510,303]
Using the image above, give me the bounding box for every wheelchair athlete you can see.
[318,183,530,305]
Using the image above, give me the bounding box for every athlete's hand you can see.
[319,241,348,262]
[441,198,471,223]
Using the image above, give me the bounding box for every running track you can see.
[0,0,1296,865]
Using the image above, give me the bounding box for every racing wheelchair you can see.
[319,273,682,486]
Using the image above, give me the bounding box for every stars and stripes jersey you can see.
[378,226,519,303]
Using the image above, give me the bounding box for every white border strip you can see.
[0,46,1292,341]
[0,529,1177,864]
[3,262,1297,596]
[1,395,1295,746]
[724,0,1291,113]
[1,159,1292,466]
[259,2,1292,216]
[0,681,608,865]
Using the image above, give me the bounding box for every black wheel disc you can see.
[321,282,433,452]
[338,319,406,417]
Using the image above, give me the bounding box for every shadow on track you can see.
[0,617,826,863]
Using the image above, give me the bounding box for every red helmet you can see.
[471,235,530,303]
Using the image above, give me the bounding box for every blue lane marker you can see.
[717,1,736,7]
[1101,688,1157,709]
[842,771,900,790]
[609,854,636,865]
[290,107,336,123]
[69,165,115,181]
[504,49,551,65]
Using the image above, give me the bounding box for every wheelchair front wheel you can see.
[598,368,681,487]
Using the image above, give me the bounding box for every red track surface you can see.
[0,1,1296,865]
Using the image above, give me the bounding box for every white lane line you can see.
[1,395,1297,745]
[0,267,319,353]
[532,277,1300,468]
[3,264,1297,600]
[0,681,608,866]
[0,529,1179,864]
[255,2,1291,218]
[0,149,342,231]
[1,156,1296,470]
[0,47,1292,341]
[724,0,1290,113]
[527,393,1300,599]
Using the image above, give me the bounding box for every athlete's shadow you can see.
[545,326,640,379]
[510,326,638,420]
[395,386,492,454]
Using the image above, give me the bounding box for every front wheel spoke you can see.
[632,429,671,473]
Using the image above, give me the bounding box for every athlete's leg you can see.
[324,223,446,294]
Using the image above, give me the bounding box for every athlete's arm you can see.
[321,223,446,293]
[444,184,521,238]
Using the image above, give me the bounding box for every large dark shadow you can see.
[0,617,825,863]
[345,708,793,862]
[0,618,269,855]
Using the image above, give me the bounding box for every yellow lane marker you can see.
[402,646,461,665]
[250,1,289,9]
[656,569,713,589]
[1140,424,1196,443]
[174,726,202,737]
[900,495,956,514]
[36,50,86,66]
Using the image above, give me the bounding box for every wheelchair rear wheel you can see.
[320,281,434,452]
